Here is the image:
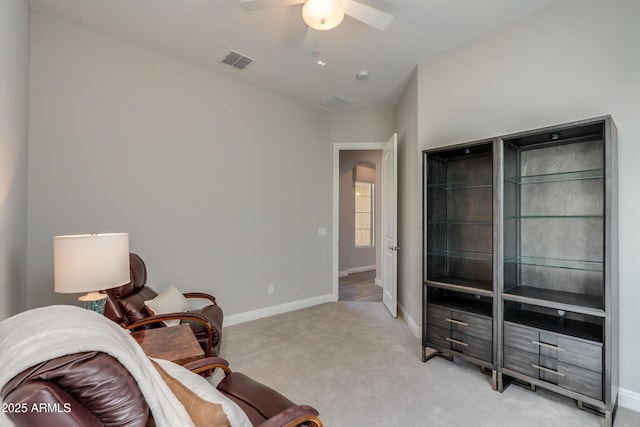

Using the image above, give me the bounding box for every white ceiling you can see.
[29,0,563,111]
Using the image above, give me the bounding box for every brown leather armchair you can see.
[103,253,224,357]
[1,351,323,427]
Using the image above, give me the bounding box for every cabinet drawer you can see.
[457,312,492,340]
[557,362,603,400]
[426,324,451,350]
[429,327,492,363]
[558,337,602,373]
[504,323,603,373]
[504,347,538,378]
[427,304,451,330]
[538,356,559,385]
[527,361,603,400]
[505,347,603,400]
[460,334,492,363]
[504,322,538,354]
[429,305,492,340]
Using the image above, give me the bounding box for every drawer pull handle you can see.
[445,318,469,327]
[532,364,565,377]
[445,337,469,347]
[532,341,565,351]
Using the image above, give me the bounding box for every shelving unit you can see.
[422,140,498,385]
[422,116,618,425]
[499,117,618,425]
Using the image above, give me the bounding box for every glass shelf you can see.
[427,181,492,190]
[503,285,604,317]
[505,168,603,185]
[427,276,493,296]
[504,311,603,343]
[504,256,602,272]
[427,220,492,225]
[504,214,602,219]
[428,250,493,262]
[429,295,493,318]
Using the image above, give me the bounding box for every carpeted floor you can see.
[215,302,639,427]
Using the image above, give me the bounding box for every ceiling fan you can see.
[238,0,394,32]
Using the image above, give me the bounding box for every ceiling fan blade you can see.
[340,0,393,30]
[304,27,320,50]
[238,0,305,12]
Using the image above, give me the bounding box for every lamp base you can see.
[78,291,107,315]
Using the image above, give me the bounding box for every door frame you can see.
[332,142,387,302]
[381,134,398,316]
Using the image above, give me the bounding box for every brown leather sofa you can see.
[1,351,323,427]
[104,253,224,357]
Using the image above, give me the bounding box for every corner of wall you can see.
[0,0,30,320]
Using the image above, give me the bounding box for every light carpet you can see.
[214,302,639,427]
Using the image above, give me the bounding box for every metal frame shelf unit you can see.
[422,116,618,426]
[422,139,500,388]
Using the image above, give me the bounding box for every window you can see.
[355,182,374,247]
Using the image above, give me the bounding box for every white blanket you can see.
[0,305,249,427]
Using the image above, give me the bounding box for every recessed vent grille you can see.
[319,94,355,109]
[222,50,254,70]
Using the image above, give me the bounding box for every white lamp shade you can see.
[302,0,345,30]
[54,233,130,294]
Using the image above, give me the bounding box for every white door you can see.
[382,134,398,317]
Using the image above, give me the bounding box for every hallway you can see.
[338,270,382,302]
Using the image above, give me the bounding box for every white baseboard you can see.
[398,302,421,338]
[339,265,376,278]
[375,278,382,286]
[619,387,640,412]
[224,294,333,327]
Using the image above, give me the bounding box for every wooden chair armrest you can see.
[126,313,214,356]
[183,292,217,305]
[258,405,323,427]
[125,312,210,330]
[183,357,232,375]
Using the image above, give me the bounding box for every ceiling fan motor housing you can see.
[302,0,345,30]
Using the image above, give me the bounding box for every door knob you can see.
[388,245,400,251]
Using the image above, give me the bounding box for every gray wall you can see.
[393,69,421,335]
[0,0,30,321]
[27,13,332,318]
[329,109,394,143]
[403,0,640,409]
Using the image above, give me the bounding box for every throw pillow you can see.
[151,360,231,427]
[151,358,252,427]
[145,285,189,327]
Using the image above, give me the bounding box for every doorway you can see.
[332,136,397,316]
[338,150,382,302]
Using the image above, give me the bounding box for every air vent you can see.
[222,50,254,70]
[319,94,355,109]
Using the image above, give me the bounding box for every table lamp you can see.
[54,232,130,315]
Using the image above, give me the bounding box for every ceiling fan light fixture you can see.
[302,0,345,31]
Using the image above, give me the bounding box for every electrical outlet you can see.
[268,284,275,294]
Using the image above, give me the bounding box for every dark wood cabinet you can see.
[427,303,493,363]
[422,140,498,385]
[503,321,603,400]
[422,116,618,425]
